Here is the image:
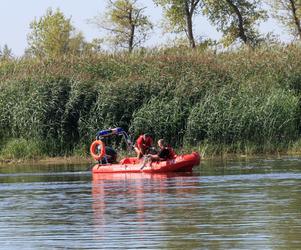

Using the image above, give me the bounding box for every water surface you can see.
[0,157,301,249]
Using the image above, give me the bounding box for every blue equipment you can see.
[95,127,133,150]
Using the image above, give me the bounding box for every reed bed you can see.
[1,45,301,159]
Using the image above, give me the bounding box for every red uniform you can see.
[135,135,153,154]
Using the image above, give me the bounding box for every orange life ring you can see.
[90,140,106,161]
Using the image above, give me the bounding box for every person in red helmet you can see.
[134,133,153,158]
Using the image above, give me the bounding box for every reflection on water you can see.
[91,171,301,249]
[0,158,301,249]
[92,173,199,249]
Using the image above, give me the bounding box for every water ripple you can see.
[0,162,301,249]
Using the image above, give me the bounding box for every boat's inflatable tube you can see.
[90,140,106,161]
[92,152,201,174]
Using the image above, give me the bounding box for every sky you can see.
[0,0,292,57]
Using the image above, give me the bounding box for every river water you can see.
[0,156,301,249]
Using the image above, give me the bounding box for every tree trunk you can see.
[186,14,196,48]
[185,1,196,48]
[128,8,134,53]
[225,0,248,45]
[129,24,135,53]
[289,0,301,39]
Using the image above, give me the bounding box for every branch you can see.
[225,0,248,44]
[289,0,301,38]
[191,0,201,13]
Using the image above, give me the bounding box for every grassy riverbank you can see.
[1,139,301,166]
[1,45,301,161]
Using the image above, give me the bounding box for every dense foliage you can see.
[1,46,301,159]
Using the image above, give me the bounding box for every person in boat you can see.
[101,146,117,164]
[134,133,154,158]
[147,139,175,162]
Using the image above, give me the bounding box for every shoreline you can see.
[1,151,301,167]
[0,156,93,167]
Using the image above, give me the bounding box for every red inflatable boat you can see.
[92,152,200,174]
[90,127,201,174]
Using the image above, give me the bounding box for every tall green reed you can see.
[1,46,301,157]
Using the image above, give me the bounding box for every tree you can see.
[91,0,153,52]
[268,0,301,40]
[27,8,92,58]
[154,0,202,48]
[68,32,103,55]
[0,44,13,60]
[203,0,267,47]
